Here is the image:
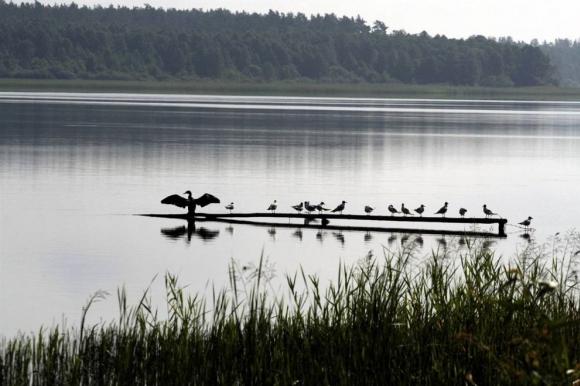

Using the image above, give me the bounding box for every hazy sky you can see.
[41,0,579,42]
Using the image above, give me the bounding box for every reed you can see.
[1,238,579,385]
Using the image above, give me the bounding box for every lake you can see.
[1,92,579,335]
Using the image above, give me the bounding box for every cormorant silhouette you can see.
[161,191,220,214]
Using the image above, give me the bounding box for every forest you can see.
[0,1,573,87]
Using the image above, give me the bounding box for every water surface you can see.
[1,93,579,335]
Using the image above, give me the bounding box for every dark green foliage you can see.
[0,2,556,86]
[1,240,579,385]
[542,39,580,87]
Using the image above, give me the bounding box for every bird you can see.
[482,204,496,218]
[414,204,425,217]
[401,203,412,216]
[161,191,220,215]
[364,205,374,215]
[519,216,533,230]
[225,202,234,214]
[267,200,277,213]
[331,200,347,214]
[315,202,329,214]
[304,201,317,214]
[291,202,304,212]
[388,204,400,216]
[435,202,448,217]
[459,208,467,217]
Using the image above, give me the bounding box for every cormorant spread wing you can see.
[194,193,221,207]
[161,194,189,208]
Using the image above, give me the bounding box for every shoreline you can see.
[2,79,580,100]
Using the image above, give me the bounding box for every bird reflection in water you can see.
[482,238,496,250]
[268,227,277,241]
[400,234,410,246]
[292,229,303,241]
[387,234,397,246]
[316,230,326,243]
[364,231,373,243]
[332,231,345,246]
[436,236,447,249]
[520,232,532,243]
[414,235,424,248]
[160,220,220,243]
[225,225,234,235]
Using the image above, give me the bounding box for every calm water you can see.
[1,93,580,335]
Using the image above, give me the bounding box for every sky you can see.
[40,0,579,42]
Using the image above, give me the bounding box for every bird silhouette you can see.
[267,200,278,213]
[315,201,329,214]
[519,216,533,230]
[388,204,400,216]
[304,201,317,214]
[459,208,467,217]
[161,191,220,214]
[435,202,448,217]
[414,204,425,217]
[401,204,412,216]
[482,204,496,218]
[364,205,374,215]
[332,200,347,214]
[225,202,234,214]
[292,202,304,212]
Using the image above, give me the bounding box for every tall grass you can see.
[1,239,579,385]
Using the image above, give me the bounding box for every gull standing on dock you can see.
[435,202,448,217]
[364,205,374,215]
[332,201,347,214]
[315,202,329,214]
[304,201,317,214]
[519,216,533,230]
[267,200,277,213]
[292,202,304,212]
[388,204,400,216]
[414,204,425,217]
[482,204,496,218]
[459,208,467,217]
[225,202,234,214]
[401,204,412,216]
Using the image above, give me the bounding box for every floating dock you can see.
[141,212,508,238]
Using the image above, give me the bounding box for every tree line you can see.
[0,1,559,86]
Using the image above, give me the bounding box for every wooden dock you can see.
[140,212,508,238]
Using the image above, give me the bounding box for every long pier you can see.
[140,212,508,238]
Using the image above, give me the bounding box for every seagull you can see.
[459,208,467,217]
[401,204,412,216]
[304,201,317,214]
[161,190,220,214]
[267,200,277,213]
[292,202,304,212]
[435,202,448,217]
[519,216,533,230]
[315,202,329,214]
[388,204,400,216]
[225,202,234,214]
[414,204,425,217]
[364,205,374,215]
[331,200,347,214]
[482,204,496,218]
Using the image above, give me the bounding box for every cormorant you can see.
[161,191,220,214]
